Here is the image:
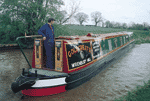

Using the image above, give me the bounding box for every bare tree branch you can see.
[91,11,103,27]
[74,12,89,25]
[61,0,81,24]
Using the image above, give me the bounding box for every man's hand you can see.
[43,37,46,40]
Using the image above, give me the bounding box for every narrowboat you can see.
[11,31,135,96]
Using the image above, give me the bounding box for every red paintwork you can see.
[31,40,93,73]
[21,85,66,96]
[62,40,94,73]
[87,33,92,37]
[62,41,69,73]
[82,40,90,41]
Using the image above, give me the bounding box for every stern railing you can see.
[16,35,42,69]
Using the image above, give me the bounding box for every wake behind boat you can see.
[11,31,135,96]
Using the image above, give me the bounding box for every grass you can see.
[1,24,150,44]
[130,30,150,44]
[114,80,150,101]
[54,25,150,44]
[54,24,126,37]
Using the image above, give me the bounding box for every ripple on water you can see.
[1,44,150,101]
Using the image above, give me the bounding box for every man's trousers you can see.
[44,41,55,69]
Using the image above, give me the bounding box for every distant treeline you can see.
[66,24,150,31]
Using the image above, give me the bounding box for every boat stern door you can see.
[34,38,44,69]
[55,40,63,72]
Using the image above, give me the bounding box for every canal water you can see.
[0,43,150,101]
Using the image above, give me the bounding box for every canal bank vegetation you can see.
[0,0,150,46]
[55,25,150,45]
[114,80,150,101]
[0,24,150,47]
[0,23,150,47]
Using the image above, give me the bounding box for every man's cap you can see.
[48,18,55,22]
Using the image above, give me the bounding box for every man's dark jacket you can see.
[38,23,55,44]
[37,23,55,69]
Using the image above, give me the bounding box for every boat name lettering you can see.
[68,45,91,58]
[71,58,91,68]
[71,59,86,68]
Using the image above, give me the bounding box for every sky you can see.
[61,0,150,26]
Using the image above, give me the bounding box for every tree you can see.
[143,22,149,31]
[0,0,66,32]
[91,11,103,27]
[129,22,136,29]
[74,12,89,25]
[143,22,149,27]
[105,20,110,28]
[0,0,64,44]
[122,23,127,29]
[56,10,67,25]
[114,22,121,28]
[61,0,81,24]
[110,21,115,28]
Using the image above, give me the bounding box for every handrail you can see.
[16,35,42,41]
[16,35,42,69]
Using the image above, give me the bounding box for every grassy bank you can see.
[114,80,150,101]
[54,25,150,44]
[130,30,150,44]
[0,24,150,45]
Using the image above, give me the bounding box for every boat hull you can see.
[66,40,135,90]
[19,41,135,96]
[11,32,135,96]
[21,85,66,96]
[11,69,68,96]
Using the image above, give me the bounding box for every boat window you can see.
[124,36,126,44]
[56,41,61,60]
[108,39,112,51]
[103,42,106,54]
[126,36,129,42]
[105,39,109,53]
[130,35,132,40]
[100,40,104,54]
[35,40,40,58]
[117,37,120,47]
[113,38,117,48]
[120,37,123,46]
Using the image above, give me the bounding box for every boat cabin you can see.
[32,32,134,73]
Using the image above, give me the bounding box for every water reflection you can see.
[0,44,150,101]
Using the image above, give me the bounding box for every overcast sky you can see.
[62,0,150,25]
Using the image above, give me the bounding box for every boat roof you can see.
[55,31,133,42]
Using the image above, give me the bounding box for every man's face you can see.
[51,20,54,24]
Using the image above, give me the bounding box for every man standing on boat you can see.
[38,18,55,69]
